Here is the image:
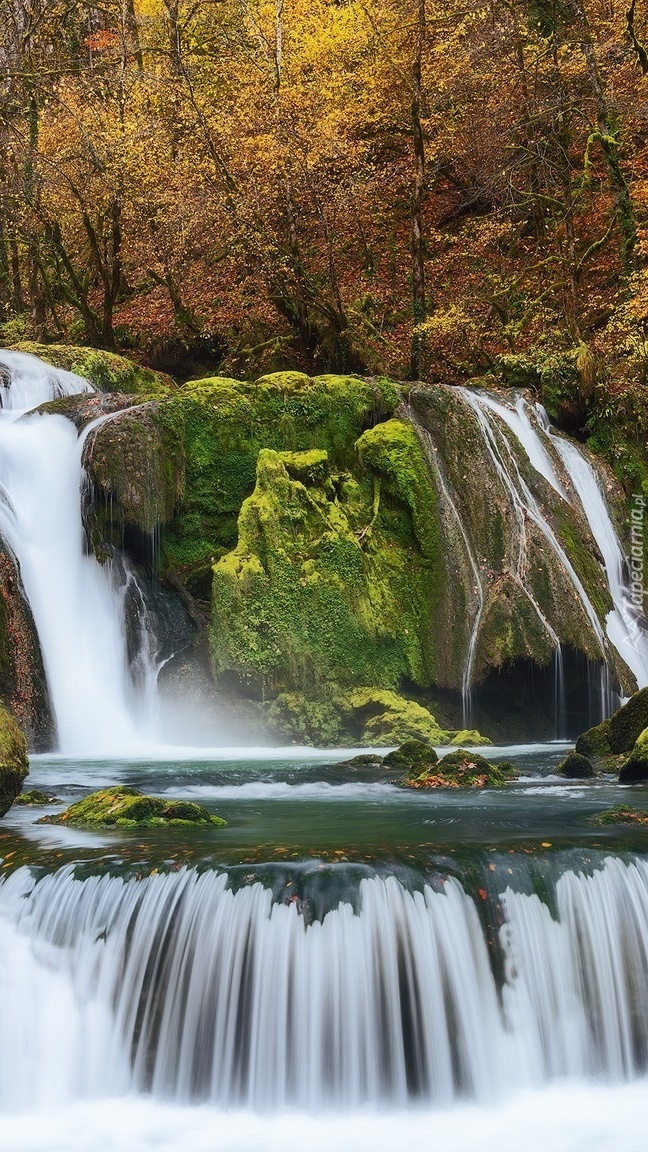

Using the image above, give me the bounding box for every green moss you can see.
[15,789,61,805]
[609,688,648,753]
[383,739,438,769]
[592,803,648,826]
[0,703,28,817]
[556,751,595,778]
[154,372,400,589]
[619,725,648,783]
[343,688,448,746]
[39,786,227,828]
[575,718,612,758]
[404,748,518,789]
[210,445,439,700]
[11,343,171,396]
[266,692,344,745]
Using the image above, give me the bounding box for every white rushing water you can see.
[0,350,158,754]
[462,388,648,697]
[0,857,647,1113]
[547,424,648,689]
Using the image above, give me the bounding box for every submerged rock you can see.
[403,747,517,789]
[592,804,648,827]
[556,751,595,779]
[39,786,227,829]
[0,704,29,817]
[619,727,648,784]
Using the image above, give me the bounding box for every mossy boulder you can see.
[38,786,227,829]
[10,343,171,396]
[575,718,612,759]
[592,804,648,827]
[343,689,448,746]
[618,727,648,784]
[15,789,61,805]
[0,704,29,817]
[609,688,648,754]
[403,747,517,789]
[383,739,438,770]
[556,751,595,779]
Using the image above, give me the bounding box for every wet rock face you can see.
[609,688,648,754]
[0,703,28,817]
[0,543,54,751]
[619,727,648,784]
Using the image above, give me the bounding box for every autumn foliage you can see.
[2,0,648,395]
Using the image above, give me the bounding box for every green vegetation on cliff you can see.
[11,343,171,396]
[0,703,28,817]
[209,423,441,709]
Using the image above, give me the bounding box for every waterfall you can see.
[0,858,646,1112]
[543,418,648,690]
[0,350,160,754]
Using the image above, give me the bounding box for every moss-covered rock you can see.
[10,343,172,396]
[210,439,440,701]
[556,751,595,778]
[343,689,448,746]
[575,718,612,759]
[403,748,518,789]
[38,786,227,828]
[0,704,29,817]
[15,789,61,805]
[383,739,438,770]
[0,543,54,750]
[609,688,648,754]
[83,403,184,539]
[156,372,400,593]
[266,692,344,746]
[592,803,648,827]
[618,726,648,784]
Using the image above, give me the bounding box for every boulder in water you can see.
[618,727,648,784]
[575,718,611,759]
[592,803,648,826]
[403,747,517,789]
[15,789,61,806]
[609,688,648,754]
[38,786,227,829]
[0,704,28,817]
[383,739,438,770]
[556,751,595,778]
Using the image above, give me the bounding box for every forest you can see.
[2,0,648,409]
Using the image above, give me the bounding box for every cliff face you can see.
[0,701,28,816]
[52,357,636,744]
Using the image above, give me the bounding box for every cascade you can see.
[543,416,648,690]
[454,388,647,713]
[0,858,647,1112]
[0,350,160,754]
